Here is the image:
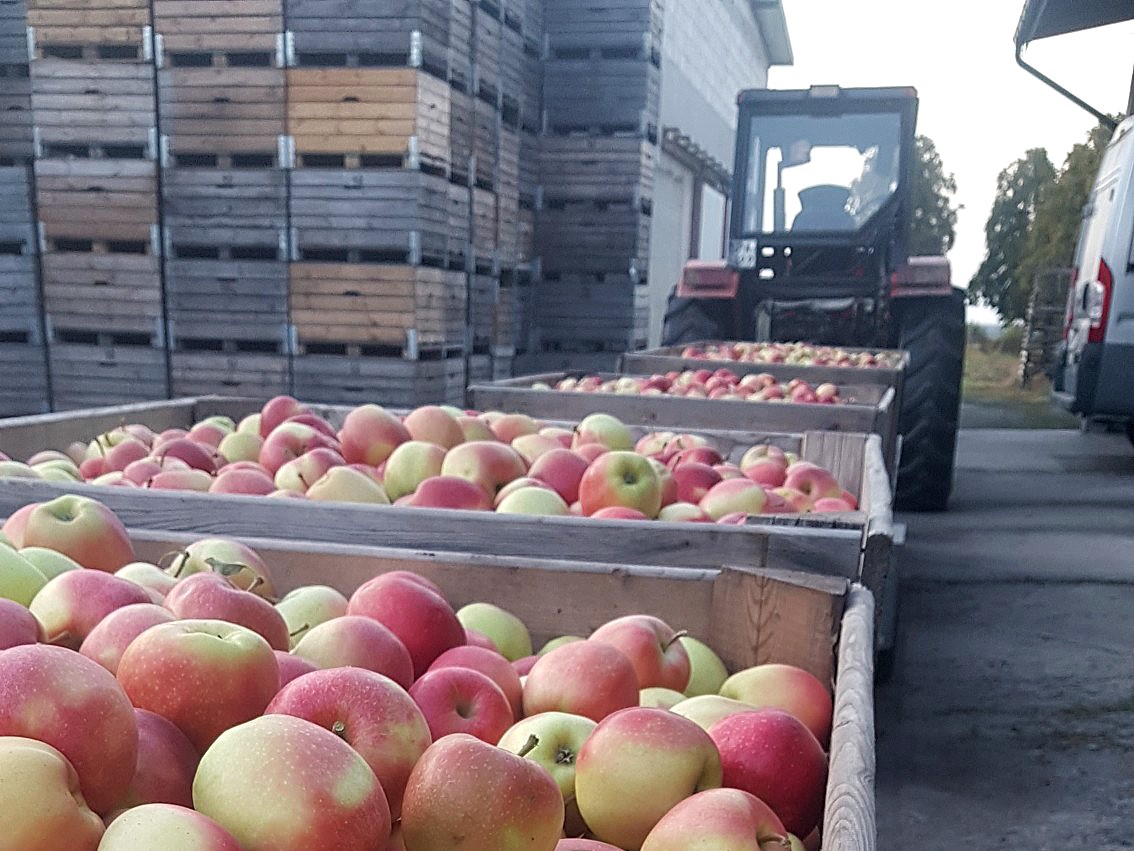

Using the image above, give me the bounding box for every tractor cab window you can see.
[742,112,903,235]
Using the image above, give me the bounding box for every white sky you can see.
[769,1,1133,324]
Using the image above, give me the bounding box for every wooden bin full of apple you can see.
[0,496,876,851]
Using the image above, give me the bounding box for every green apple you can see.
[217,431,263,464]
[572,413,634,452]
[669,695,752,732]
[18,546,82,581]
[275,585,350,648]
[0,461,41,479]
[237,413,261,435]
[306,466,391,505]
[538,635,584,655]
[0,546,48,606]
[495,486,570,516]
[679,636,729,697]
[456,602,533,662]
[382,441,446,501]
[640,687,687,709]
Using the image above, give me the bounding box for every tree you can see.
[968,148,1056,323]
[1016,123,1112,303]
[907,135,959,256]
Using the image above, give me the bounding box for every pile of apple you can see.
[1,395,860,518]
[543,370,847,405]
[677,341,903,369]
[0,495,834,850]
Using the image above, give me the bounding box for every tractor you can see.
[661,85,966,511]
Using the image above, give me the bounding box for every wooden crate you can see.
[169,349,289,397]
[468,272,498,347]
[292,350,466,406]
[500,16,523,103]
[492,278,529,350]
[161,167,288,230]
[543,0,663,48]
[471,96,496,188]
[448,86,473,180]
[288,168,454,266]
[34,157,157,239]
[46,339,168,409]
[27,0,152,59]
[471,185,496,257]
[538,199,650,276]
[447,181,471,261]
[540,134,654,203]
[287,67,450,172]
[153,0,283,60]
[40,253,163,338]
[285,0,450,77]
[158,68,285,159]
[30,60,155,155]
[530,276,648,353]
[543,55,659,133]
[0,0,28,64]
[447,0,472,89]
[288,263,468,351]
[473,2,500,102]
[164,258,289,342]
[0,163,35,253]
[0,342,49,415]
[0,65,34,161]
[119,527,876,850]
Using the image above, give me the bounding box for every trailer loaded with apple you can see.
[658,85,965,512]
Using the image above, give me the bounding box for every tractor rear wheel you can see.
[660,291,729,345]
[894,288,966,511]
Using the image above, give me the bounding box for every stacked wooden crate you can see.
[27,0,169,409]
[525,0,660,369]
[153,0,291,398]
[285,0,469,406]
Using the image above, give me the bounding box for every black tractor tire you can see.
[660,290,729,346]
[894,288,966,511]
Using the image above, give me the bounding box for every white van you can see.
[1052,113,1134,441]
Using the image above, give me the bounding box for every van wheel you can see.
[894,288,966,511]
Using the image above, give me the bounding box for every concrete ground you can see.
[876,426,1134,849]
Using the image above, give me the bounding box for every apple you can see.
[489,412,541,443]
[117,619,279,753]
[464,627,498,650]
[115,561,179,600]
[635,431,675,457]
[165,571,290,651]
[209,466,277,496]
[153,438,219,473]
[440,441,527,498]
[187,421,230,447]
[306,465,391,504]
[539,426,575,447]
[0,460,42,479]
[166,537,277,598]
[275,584,349,647]
[657,502,712,523]
[699,478,767,520]
[283,413,338,440]
[116,709,200,810]
[0,544,48,606]
[30,568,153,650]
[14,495,135,572]
[401,733,564,851]
[718,663,833,744]
[98,804,242,850]
[403,475,493,511]
[18,545,86,582]
[670,462,722,505]
[456,601,533,661]
[0,597,43,648]
[674,635,729,697]
[770,487,812,513]
[193,714,391,851]
[573,413,634,451]
[403,405,465,449]
[497,711,597,837]
[783,463,842,503]
[579,451,663,518]
[527,448,590,505]
[122,458,163,485]
[258,423,339,477]
[523,640,639,722]
[348,571,465,678]
[591,506,650,520]
[575,707,722,850]
[457,415,496,442]
[267,667,431,820]
[428,644,524,718]
[0,502,36,546]
[148,468,214,491]
[640,687,687,709]
[812,496,856,512]
[590,615,691,692]
[639,788,792,851]
[217,430,263,464]
[274,446,346,494]
[573,442,609,464]
[0,644,138,815]
[292,615,414,690]
[669,695,753,731]
[0,737,105,851]
[556,841,625,851]
[409,666,514,743]
[708,710,827,838]
[259,395,310,438]
[382,440,446,501]
[79,602,175,674]
[494,476,555,505]
[538,635,584,655]
[339,404,411,467]
[513,654,539,676]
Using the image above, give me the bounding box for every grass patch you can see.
[962,342,1078,429]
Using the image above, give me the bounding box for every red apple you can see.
[259,395,310,438]
[699,478,768,521]
[291,615,414,690]
[165,572,290,652]
[403,405,465,449]
[0,644,138,814]
[193,714,391,851]
[489,412,541,443]
[117,619,279,753]
[658,502,713,522]
[267,667,431,820]
[639,787,790,851]
[708,710,827,838]
[589,615,691,692]
[409,666,514,743]
[15,495,135,572]
[0,597,43,648]
[115,708,200,810]
[671,462,722,504]
[274,446,346,494]
[428,644,523,717]
[209,466,277,496]
[147,469,214,492]
[275,650,318,689]
[718,663,833,744]
[578,451,663,518]
[524,640,640,722]
[79,602,176,674]
[98,804,242,850]
[590,506,650,520]
[339,404,411,467]
[258,423,338,476]
[783,462,842,502]
[440,440,527,498]
[401,733,564,851]
[347,571,465,678]
[30,569,153,650]
[403,475,493,510]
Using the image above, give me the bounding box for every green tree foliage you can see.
[968,148,1057,322]
[908,135,960,256]
[1016,123,1112,302]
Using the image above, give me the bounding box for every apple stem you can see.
[289,623,309,639]
[664,630,689,651]
[516,734,540,758]
[163,550,190,578]
[331,720,347,740]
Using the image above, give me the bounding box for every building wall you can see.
[646,0,774,344]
